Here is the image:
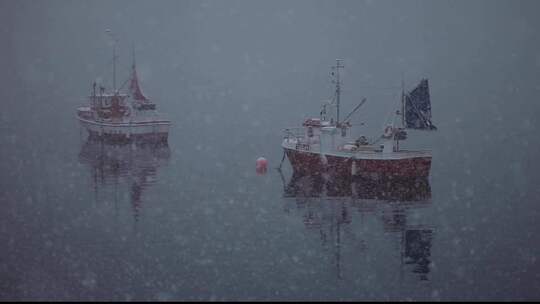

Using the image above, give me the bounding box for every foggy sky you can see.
[2,0,539,180]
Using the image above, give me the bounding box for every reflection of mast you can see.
[334,202,348,280]
[131,180,142,222]
[281,169,434,281]
[93,157,98,205]
[336,219,341,280]
[114,170,119,218]
[79,139,170,223]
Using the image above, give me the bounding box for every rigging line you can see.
[94,53,133,90]
[116,64,135,89]
[342,97,367,124]
[354,85,402,90]
[381,103,396,130]
[277,150,286,170]
[117,78,130,93]
[371,134,385,145]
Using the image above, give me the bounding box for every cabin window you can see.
[307,127,314,137]
[341,127,347,137]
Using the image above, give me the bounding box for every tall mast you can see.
[132,44,136,71]
[401,75,405,129]
[396,76,406,151]
[333,59,345,125]
[113,42,116,91]
[106,29,119,92]
[92,82,96,109]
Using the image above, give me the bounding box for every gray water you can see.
[1,0,540,301]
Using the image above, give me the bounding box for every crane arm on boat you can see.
[341,97,367,125]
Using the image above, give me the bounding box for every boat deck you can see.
[282,139,431,160]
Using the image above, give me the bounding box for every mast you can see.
[106,29,119,93]
[396,76,406,151]
[332,59,345,125]
[92,82,96,109]
[113,42,116,92]
[132,44,136,73]
[401,77,405,129]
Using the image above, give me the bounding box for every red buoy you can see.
[256,157,268,175]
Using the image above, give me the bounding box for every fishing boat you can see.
[281,59,437,178]
[76,40,170,144]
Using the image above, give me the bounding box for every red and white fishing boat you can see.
[281,59,437,178]
[77,42,170,144]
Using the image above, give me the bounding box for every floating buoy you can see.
[256,157,268,175]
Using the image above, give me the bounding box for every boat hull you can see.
[78,117,170,144]
[284,147,432,178]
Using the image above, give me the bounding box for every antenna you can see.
[105,29,119,93]
[132,43,136,70]
[331,59,345,125]
[92,81,96,109]
[401,72,405,128]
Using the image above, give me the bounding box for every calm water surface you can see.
[1,103,539,301]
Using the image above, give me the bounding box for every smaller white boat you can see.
[77,43,170,143]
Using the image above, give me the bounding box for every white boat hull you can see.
[77,116,170,143]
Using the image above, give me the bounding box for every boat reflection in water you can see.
[280,170,434,281]
[78,138,170,222]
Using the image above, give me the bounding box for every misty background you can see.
[1,0,540,300]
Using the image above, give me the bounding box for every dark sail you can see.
[404,79,437,130]
[129,63,149,101]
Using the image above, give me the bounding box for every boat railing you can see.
[283,127,305,141]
